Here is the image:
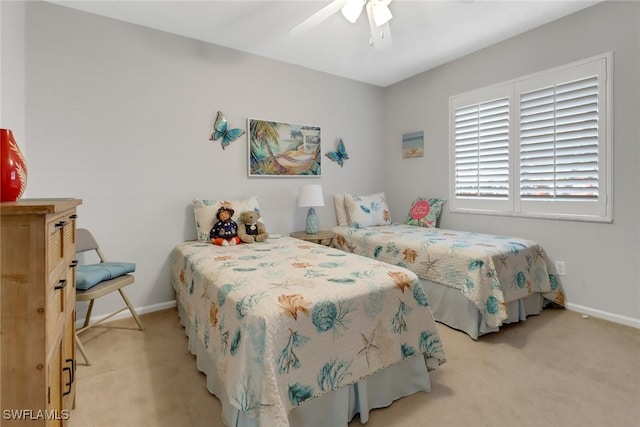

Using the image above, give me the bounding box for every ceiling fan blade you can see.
[366,1,392,49]
[289,0,349,35]
[341,0,366,23]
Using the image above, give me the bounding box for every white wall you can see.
[0,1,26,147]
[18,1,386,317]
[383,1,640,326]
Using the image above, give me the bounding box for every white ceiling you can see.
[45,0,601,87]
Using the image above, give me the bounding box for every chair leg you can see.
[75,332,91,365]
[118,288,145,331]
[82,299,95,329]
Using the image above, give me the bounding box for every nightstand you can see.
[290,230,336,247]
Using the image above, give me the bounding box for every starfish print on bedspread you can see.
[421,253,439,274]
[356,328,380,367]
[497,254,509,269]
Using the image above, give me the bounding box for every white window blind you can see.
[449,53,611,222]
[519,76,599,200]
[454,97,510,199]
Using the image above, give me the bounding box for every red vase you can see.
[1,129,28,202]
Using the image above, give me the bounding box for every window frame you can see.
[449,52,613,222]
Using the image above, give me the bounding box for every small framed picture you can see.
[402,131,424,158]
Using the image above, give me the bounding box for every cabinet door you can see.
[62,315,76,415]
[45,320,74,427]
[47,341,63,427]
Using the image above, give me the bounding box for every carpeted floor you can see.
[69,307,640,427]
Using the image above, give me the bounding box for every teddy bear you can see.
[209,206,241,246]
[237,210,269,243]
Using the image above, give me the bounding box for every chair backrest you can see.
[76,228,107,262]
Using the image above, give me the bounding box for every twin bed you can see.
[332,193,564,340]
[170,233,446,427]
[171,194,562,426]
[332,224,564,339]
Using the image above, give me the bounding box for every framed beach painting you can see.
[248,118,321,177]
[402,131,424,158]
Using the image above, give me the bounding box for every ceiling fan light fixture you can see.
[365,1,392,49]
[371,4,392,27]
[341,0,366,23]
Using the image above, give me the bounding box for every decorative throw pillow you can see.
[344,192,392,228]
[333,193,349,226]
[193,196,262,242]
[405,197,446,228]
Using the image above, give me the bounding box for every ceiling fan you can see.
[290,0,394,49]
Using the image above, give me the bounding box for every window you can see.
[450,53,612,222]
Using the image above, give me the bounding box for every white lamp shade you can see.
[298,184,325,208]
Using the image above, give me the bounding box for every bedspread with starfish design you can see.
[171,235,446,426]
[332,224,564,329]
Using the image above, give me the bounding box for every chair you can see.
[74,228,144,365]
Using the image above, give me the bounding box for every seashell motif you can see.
[278,294,311,320]
[292,262,312,269]
[515,271,526,288]
[209,302,219,327]
[412,284,429,306]
[403,248,418,263]
[311,300,338,332]
[486,296,500,314]
[387,271,413,293]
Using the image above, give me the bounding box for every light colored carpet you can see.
[70,307,640,427]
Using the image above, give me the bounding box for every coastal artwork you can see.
[248,118,321,177]
[402,131,424,158]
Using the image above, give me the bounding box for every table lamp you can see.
[298,184,324,234]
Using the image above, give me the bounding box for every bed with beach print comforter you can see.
[332,224,564,330]
[170,234,446,426]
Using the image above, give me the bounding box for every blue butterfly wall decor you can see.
[325,138,349,167]
[209,111,245,150]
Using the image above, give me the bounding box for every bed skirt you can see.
[422,278,544,340]
[176,302,432,427]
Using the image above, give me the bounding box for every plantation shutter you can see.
[519,76,599,200]
[454,97,510,198]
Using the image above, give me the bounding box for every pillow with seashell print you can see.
[343,192,392,228]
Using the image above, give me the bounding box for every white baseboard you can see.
[75,300,177,329]
[565,302,640,329]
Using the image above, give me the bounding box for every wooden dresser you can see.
[1,198,82,426]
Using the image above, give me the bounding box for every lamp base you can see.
[305,207,318,234]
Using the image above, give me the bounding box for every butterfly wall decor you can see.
[325,138,349,167]
[209,111,245,150]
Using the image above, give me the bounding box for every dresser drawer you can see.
[47,213,77,283]
[64,264,76,316]
[47,215,65,273]
[46,270,68,346]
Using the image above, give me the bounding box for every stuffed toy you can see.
[237,210,269,243]
[209,206,241,246]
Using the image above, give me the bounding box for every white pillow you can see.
[193,196,262,242]
[334,193,349,226]
[344,192,392,228]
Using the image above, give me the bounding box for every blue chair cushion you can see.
[76,262,136,291]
